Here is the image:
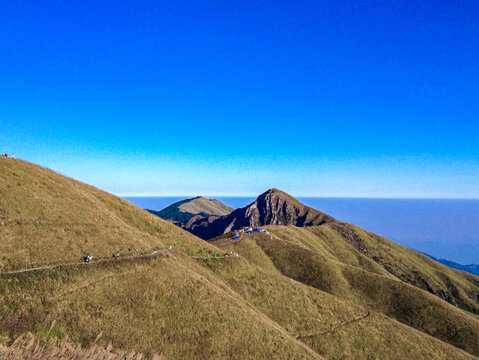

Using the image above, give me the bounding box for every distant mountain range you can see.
[422,253,479,276]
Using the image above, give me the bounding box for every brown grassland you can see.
[1,157,478,359]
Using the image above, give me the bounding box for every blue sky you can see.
[1,0,478,197]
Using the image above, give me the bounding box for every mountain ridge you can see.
[148,196,234,223]
[181,188,336,239]
[422,252,479,276]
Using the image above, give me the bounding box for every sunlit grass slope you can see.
[2,245,477,360]
[211,231,479,357]
[0,254,323,360]
[328,222,479,313]
[266,223,479,315]
[0,332,166,360]
[0,158,320,359]
[1,157,478,359]
[202,250,478,359]
[0,158,212,270]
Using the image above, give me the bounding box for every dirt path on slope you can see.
[296,310,371,340]
[0,249,241,276]
[190,255,239,260]
[0,249,171,276]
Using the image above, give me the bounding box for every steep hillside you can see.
[196,187,479,316]
[148,196,233,223]
[0,158,322,359]
[1,254,327,360]
[256,223,479,315]
[0,158,212,271]
[2,237,478,360]
[325,223,479,314]
[211,230,479,356]
[185,188,335,239]
[1,157,478,359]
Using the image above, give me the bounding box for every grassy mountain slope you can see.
[0,332,166,360]
[211,230,479,357]
[0,255,323,360]
[201,247,478,359]
[149,196,233,223]
[2,242,477,360]
[0,159,322,359]
[0,158,212,271]
[326,222,479,314]
[261,224,479,314]
[1,158,478,359]
[204,189,479,316]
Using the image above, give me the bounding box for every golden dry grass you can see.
[212,231,479,357]
[2,157,479,359]
[0,331,166,359]
[0,158,214,271]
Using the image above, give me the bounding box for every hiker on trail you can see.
[11,154,14,159]
[4,152,7,157]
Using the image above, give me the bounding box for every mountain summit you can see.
[149,196,233,223]
[249,188,335,226]
[183,189,336,239]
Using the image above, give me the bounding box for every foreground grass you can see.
[3,250,478,360]
[0,331,166,360]
[0,255,323,360]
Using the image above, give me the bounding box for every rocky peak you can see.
[247,189,335,226]
[177,189,336,240]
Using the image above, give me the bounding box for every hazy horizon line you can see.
[120,194,479,200]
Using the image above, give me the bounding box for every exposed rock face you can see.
[254,189,335,226]
[184,189,336,240]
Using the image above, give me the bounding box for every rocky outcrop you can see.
[184,189,336,240]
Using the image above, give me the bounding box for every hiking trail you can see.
[0,249,171,276]
[296,310,371,340]
[0,249,239,276]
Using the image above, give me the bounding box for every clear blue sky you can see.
[1,0,478,197]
